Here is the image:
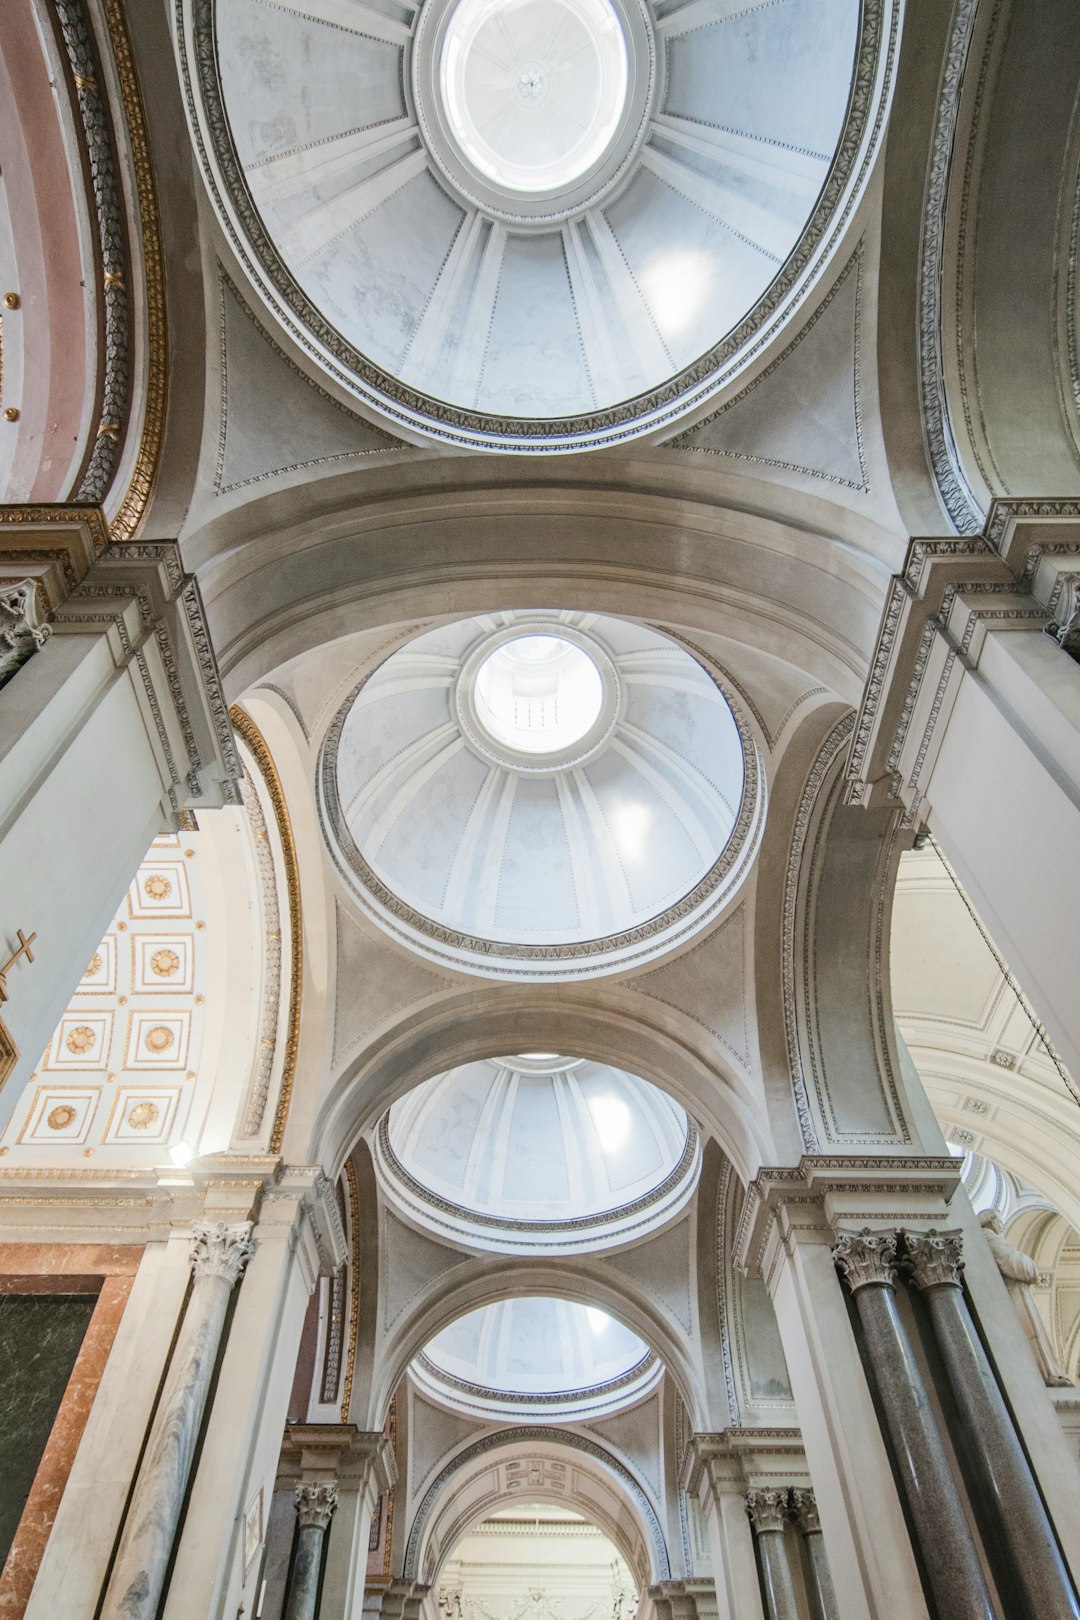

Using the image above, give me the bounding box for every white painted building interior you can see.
[1,0,1080,1617]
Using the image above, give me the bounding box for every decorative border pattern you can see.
[781,714,854,1151]
[98,0,167,540]
[917,0,985,533]
[230,708,303,1152]
[403,1427,671,1581]
[377,1111,698,1238]
[214,270,400,493]
[413,1348,659,1407]
[340,1155,360,1421]
[674,245,869,493]
[176,0,895,450]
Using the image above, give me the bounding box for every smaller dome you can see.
[414,1297,659,1421]
[376,1054,699,1253]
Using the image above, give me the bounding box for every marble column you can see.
[745,1491,798,1620]
[832,1228,995,1620]
[99,1221,255,1620]
[904,1229,1080,1620]
[790,1490,836,1620]
[285,1482,338,1620]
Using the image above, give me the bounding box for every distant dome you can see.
[194,0,874,449]
[414,1297,659,1420]
[376,1054,699,1252]
[321,612,763,979]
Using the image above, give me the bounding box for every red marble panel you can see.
[0,1249,142,1617]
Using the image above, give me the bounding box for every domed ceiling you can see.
[414,1297,659,1419]
[376,1054,698,1251]
[320,611,762,978]
[186,0,874,448]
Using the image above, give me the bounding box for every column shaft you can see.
[802,1535,838,1620]
[834,1232,995,1620]
[100,1222,253,1620]
[905,1232,1080,1620]
[285,1484,338,1620]
[285,1525,327,1620]
[791,1492,836,1620]
[746,1494,798,1620]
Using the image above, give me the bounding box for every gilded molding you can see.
[230,708,302,1154]
[98,0,168,541]
[340,1156,360,1424]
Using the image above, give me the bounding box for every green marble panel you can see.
[0,1294,96,1566]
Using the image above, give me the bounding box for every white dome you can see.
[414,1297,659,1420]
[321,611,762,979]
[377,1054,698,1251]
[198,0,868,447]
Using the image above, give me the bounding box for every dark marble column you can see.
[100,1221,254,1620]
[284,1482,337,1620]
[905,1229,1080,1620]
[745,1491,798,1620]
[791,1490,837,1620]
[832,1228,995,1620]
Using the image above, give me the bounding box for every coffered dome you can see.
[320,611,763,978]
[414,1297,659,1420]
[188,0,873,449]
[376,1054,698,1252]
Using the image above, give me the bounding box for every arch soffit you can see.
[403,1428,672,1586]
[313,985,771,1189]
[364,1244,706,1435]
[193,483,893,701]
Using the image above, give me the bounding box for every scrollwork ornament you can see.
[295,1480,338,1531]
[903,1228,964,1292]
[832,1227,899,1293]
[791,1488,821,1535]
[190,1219,255,1286]
[745,1489,788,1535]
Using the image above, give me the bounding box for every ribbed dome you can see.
[415,1297,659,1420]
[322,611,761,979]
[195,0,869,448]
[377,1054,698,1251]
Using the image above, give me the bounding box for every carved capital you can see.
[903,1228,964,1291]
[791,1488,820,1535]
[745,1489,788,1535]
[832,1227,898,1293]
[190,1219,255,1286]
[295,1480,337,1531]
[0,579,50,687]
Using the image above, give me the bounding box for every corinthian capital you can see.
[296,1480,338,1531]
[190,1219,256,1286]
[903,1229,964,1291]
[745,1489,788,1535]
[791,1488,821,1535]
[832,1227,898,1293]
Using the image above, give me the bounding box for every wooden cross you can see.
[0,929,36,1004]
